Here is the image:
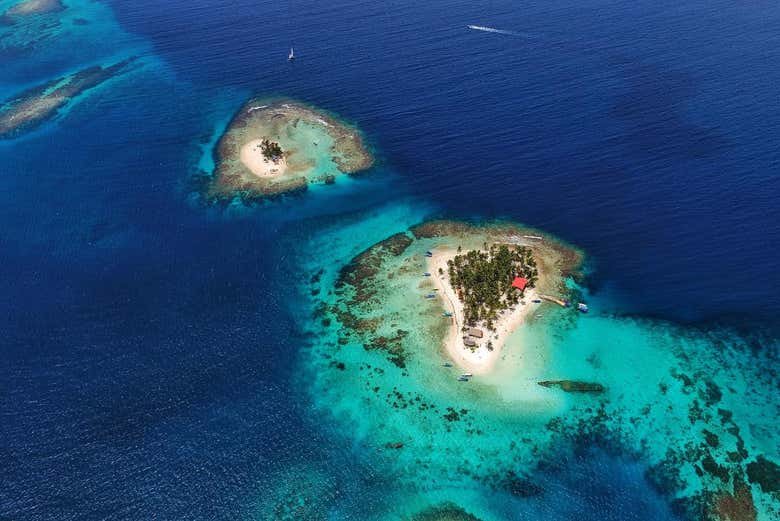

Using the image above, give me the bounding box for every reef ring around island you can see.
[198,98,374,204]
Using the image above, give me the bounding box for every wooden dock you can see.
[539,294,568,307]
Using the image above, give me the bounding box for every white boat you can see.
[460,373,473,378]
[288,47,295,61]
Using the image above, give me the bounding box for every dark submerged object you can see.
[538,380,604,393]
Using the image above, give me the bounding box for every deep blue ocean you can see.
[2,0,779,519]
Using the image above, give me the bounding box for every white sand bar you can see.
[239,139,288,177]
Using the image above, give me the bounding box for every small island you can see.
[0,58,137,140]
[199,99,374,203]
[0,0,64,25]
[327,220,583,374]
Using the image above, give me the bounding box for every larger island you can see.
[330,221,582,374]
[429,241,542,374]
[328,220,583,373]
[199,99,373,204]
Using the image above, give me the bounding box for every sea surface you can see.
[1,0,779,520]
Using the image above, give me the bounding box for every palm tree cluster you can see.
[260,138,283,162]
[447,244,538,330]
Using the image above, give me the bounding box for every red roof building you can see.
[512,277,528,291]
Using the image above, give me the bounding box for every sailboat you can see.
[288,47,295,61]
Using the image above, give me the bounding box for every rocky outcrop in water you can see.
[0,57,137,139]
[538,380,605,393]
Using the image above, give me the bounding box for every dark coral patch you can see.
[746,455,780,493]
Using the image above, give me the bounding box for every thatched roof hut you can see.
[468,328,484,338]
[463,337,477,347]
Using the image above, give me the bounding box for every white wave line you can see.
[467,25,532,38]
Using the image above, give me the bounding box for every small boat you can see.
[577,303,589,313]
[425,294,436,299]
[425,251,433,257]
[443,311,453,317]
[460,373,473,378]
[423,272,431,277]
[531,299,541,303]
[288,47,295,61]
[442,362,453,367]
[457,376,470,382]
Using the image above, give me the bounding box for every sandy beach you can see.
[427,247,538,375]
[239,139,288,177]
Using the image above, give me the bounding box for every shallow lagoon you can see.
[287,203,779,520]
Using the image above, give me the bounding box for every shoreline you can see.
[427,247,539,375]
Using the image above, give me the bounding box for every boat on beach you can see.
[425,293,436,299]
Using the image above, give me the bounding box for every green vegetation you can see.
[260,138,283,162]
[447,244,537,329]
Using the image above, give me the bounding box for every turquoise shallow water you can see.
[2,0,780,519]
[285,202,779,520]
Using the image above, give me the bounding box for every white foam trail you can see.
[467,25,532,38]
